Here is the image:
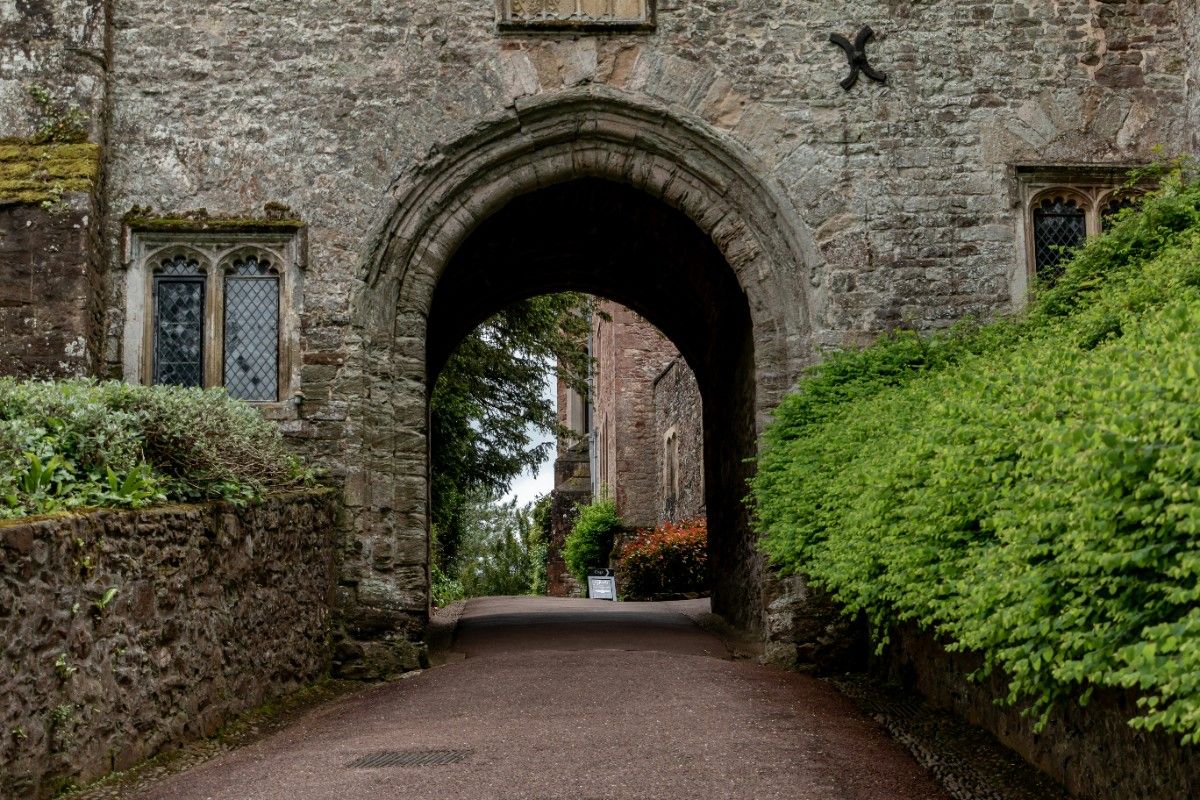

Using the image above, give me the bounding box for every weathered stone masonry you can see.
[2,0,1200,722]
[0,2,1199,796]
[0,492,338,800]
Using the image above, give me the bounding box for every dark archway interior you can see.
[427,179,761,629]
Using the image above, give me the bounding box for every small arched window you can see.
[128,227,302,406]
[1032,196,1087,284]
[152,255,207,388]
[223,255,280,401]
[1101,193,1138,229]
[662,427,679,520]
[1020,170,1151,293]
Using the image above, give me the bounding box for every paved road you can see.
[132,597,948,800]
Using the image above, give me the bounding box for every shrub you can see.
[616,518,708,600]
[0,379,311,518]
[563,494,623,584]
[751,167,1200,743]
[434,492,546,600]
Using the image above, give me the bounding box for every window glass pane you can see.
[1033,198,1086,285]
[153,276,205,388]
[223,256,279,401]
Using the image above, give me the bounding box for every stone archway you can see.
[333,86,820,664]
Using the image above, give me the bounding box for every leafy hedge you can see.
[0,379,310,518]
[563,495,622,584]
[751,168,1200,743]
[616,518,708,600]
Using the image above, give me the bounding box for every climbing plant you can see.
[563,493,623,584]
[752,164,1200,743]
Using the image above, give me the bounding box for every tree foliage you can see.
[431,293,591,570]
[752,165,1200,742]
[433,490,548,603]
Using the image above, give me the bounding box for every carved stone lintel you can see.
[499,0,654,31]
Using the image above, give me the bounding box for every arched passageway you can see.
[428,179,755,624]
[340,89,819,646]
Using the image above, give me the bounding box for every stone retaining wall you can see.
[0,491,338,799]
[882,625,1200,800]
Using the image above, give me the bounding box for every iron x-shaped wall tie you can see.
[830,26,887,91]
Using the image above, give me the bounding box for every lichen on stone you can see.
[123,204,305,232]
[0,142,99,205]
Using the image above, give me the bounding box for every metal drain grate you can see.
[347,749,471,769]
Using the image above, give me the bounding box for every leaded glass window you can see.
[1101,195,1137,230]
[152,255,205,388]
[1033,198,1086,285]
[223,256,279,401]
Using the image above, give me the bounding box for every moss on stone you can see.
[0,142,99,205]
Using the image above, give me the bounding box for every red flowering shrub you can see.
[615,518,708,600]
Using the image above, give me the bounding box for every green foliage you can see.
[53,653,75,680]
[92,587,119,613]
[752,169,1200,743]
[0,379,311,518]
[564,494,623,584]
[430,293,591,571]
[430,554,465,608]
[616,518,708,600]
[448,491,546,598]
[24,84,89,145]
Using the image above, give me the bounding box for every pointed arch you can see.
[331,86,821,637]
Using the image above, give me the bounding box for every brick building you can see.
[547,300,705,595]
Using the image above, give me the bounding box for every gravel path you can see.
[122,596,950,800]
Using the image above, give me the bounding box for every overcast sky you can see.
[502,373,558,508]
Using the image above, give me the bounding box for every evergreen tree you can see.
[430,293,590,573]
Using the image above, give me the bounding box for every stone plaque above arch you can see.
[498,0,654,32]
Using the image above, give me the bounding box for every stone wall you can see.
[0,491,338,799]
[882,625,1200,800]
[546,444,588,598]
[548,371,590,596]
[652,357,703,524]
[98,0,1192,375]
[0,0,108,141]
[1188,0,1200,152]
[0,189,104,378]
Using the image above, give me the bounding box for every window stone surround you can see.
[122,226,305,418]
[1012,165,1149,298]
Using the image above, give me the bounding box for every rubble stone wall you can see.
[884,625,1200,800]
[0,491,338,799]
